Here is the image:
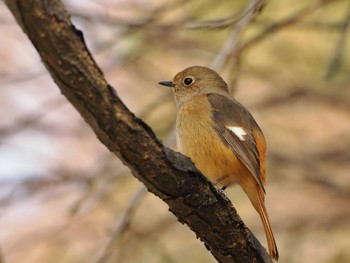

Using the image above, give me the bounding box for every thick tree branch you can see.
[4,1,272,262]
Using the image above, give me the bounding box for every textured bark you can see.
[4,1,272,262]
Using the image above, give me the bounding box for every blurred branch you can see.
[0,97,65,139]
[325,1,350,80]
[253,19,347,31]
[211,0,265,72]
[239,0,337,53]
[186,1,265,30]
[268,150,350,197]
[0,247,4,263]
[0,169,88,207]
[68,0,186,28]
[209,0,338,89]
[5,1,272,263]
[253,86,350,112]
[96,185,147,263]
[0,70,45,85]
[69,154,124,215]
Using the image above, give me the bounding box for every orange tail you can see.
[256,191,279,260]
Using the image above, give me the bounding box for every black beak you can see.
[158,81,175,87]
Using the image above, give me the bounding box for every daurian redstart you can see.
[159,66,278,260]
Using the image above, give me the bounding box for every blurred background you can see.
[1,0,350,262]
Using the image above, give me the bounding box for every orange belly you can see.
[176,95,250,187]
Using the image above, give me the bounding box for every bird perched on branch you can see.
[159,66,278,260]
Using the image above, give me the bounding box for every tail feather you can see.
[256,191,279,260]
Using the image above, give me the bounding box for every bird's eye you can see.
[183,77,194,86]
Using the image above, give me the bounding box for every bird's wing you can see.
[207,93,266,190]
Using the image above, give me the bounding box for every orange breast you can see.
[176,95,250,187]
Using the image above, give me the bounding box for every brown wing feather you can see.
[253,128,267,186]
[207,93,266,190]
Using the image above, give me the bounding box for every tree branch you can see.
[325,0,350,80]
[210,0,265,72]
[4,1,272,262]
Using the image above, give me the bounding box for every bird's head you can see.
[159,66,228,108]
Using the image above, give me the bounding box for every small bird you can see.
[159,66,278,260]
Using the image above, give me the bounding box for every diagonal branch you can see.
[96,185,147,263]
[239,0,337,53]
[325,1,350,80]
[4,0,272,262]
[210,0,265,72]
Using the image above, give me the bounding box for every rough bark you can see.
[4,1,272,262]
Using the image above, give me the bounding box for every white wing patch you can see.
[227,126,247,141]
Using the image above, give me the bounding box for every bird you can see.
[159,66,279,260]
